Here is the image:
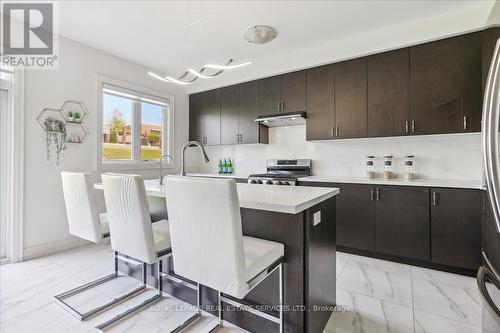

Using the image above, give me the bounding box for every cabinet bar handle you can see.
[277,101,280,111]
[239,134,243,142]
[376,188,381,201]
[463,116,468,130]
[411,120,415,133]
[370,188,375,201]
[330,127,334,138]
[236,134,240,143]
[336,126,340,137]
[432,192,439,206]
[405,120,409,134]
[281,101,285,111]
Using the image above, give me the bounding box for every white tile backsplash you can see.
[186,125,483,181]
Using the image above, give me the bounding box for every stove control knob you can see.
[257,180,263,184]
[250,180,257,184]
[276,181,283,185]
[266,180,273,185]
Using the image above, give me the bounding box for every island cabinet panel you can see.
[281,70,306,113]
[375,186,430,261]
[409,38,462,135]
[367,48,410,137]
[259,75,282,115]
[304,196,337,333]
[306,65,335,141]
[335,184,376,251]
[431,188,483,270]
[238,81,261,144]
[461,32,483,133]
[334,58,368,139]
[220,85,239,145]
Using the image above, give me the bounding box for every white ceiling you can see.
[56,0,496,92]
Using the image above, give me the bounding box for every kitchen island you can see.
[95,179,339,333]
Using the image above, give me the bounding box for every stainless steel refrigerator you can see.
[479,34,500,331]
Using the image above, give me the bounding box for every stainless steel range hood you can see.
[255,111,306,127]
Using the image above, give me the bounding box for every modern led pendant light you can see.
[148,4,277,85]
[148,59,252,85]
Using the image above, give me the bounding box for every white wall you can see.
[23,36,188,258]
[188,125,483,181]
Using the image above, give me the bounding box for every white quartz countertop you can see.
[185,173,484,190]
[298,176,485,190]
[95,179,339,214]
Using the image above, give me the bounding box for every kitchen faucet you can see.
[159,154,174,185]
[181,141,210,176]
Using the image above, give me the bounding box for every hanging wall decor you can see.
[37,100,89,166]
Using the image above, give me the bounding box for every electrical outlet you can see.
[313,211,321,226]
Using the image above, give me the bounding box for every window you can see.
[99,79,173,169]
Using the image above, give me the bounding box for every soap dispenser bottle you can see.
[227,158,233,174]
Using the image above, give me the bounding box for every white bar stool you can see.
[98,173,200,332]
[165,176,285,332]
[56,172,145,320]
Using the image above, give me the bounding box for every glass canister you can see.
[404,155,415,180]
[366,156,375,179]
[384,155,394,179]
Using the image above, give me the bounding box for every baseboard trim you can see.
[23,237,91,260]
[337,245,477,277]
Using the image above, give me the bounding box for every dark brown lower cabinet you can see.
[375,186,430,261]
[335,184,376,251]
[431,188,483,270]
[299,182,486,273]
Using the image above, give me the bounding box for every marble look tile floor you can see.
[1,243,499,333]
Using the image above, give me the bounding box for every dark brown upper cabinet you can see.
[306,65,335,140]
[334,58,368,139]
[189,93,204,144]
[238,81,262,144]
[410,38,462,135]
[258,76,281,115]
[281,71,306,113]
[367,48,410,137]
[220,86,239,145]
[481,28,500,93]
[219,81,268,145]
[461,32,483,132]
[258,71,306,115]
[188,89,220,145]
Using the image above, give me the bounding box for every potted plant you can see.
[67,111,74,122]
[74,112,81,122]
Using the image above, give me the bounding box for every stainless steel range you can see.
[248,159,311,186]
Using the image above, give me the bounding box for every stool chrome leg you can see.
[169,282,202,333]
[54,251,146,321]
[95,260,162,332]
[207,291,223,332]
